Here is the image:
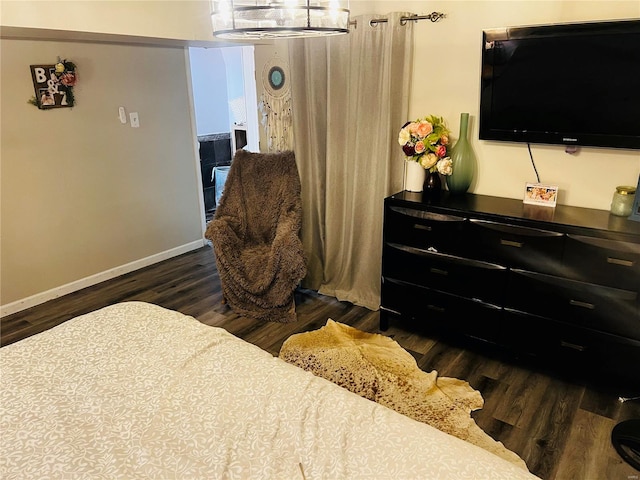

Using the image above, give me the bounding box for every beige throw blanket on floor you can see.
[279,319,529,471]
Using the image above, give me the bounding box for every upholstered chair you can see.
[205,149,307,323]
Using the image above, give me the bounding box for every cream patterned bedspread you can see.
[0,302,540,479]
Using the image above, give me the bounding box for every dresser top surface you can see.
[388,191,640,237]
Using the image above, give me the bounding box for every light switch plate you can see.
[118,106,127,124]
[130,112,139,128]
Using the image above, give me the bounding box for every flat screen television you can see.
[479,19,640,150]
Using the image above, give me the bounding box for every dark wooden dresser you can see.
[380,190,640,387]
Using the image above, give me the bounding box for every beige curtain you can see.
[289,13,414,310]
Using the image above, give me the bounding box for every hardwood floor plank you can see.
[618,399,640,423]
[554,409,638,480]
[581,387,628,420]
[416,339,465,376]
[384,326,438,356]
[516,379,582,480]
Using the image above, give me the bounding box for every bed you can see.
[0,301,540,479]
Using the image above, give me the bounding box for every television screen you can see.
[479,19,640,150]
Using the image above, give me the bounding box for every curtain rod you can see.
[349,12,446,29]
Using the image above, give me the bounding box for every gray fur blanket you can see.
[205,150,307,323]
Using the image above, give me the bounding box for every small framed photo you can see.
[629,175,640,222]
[523,182,558,208]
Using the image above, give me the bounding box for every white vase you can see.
[404,160,426,192]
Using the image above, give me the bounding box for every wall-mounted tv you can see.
[479,19,640,150]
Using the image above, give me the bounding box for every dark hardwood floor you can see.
[2,246,638,480]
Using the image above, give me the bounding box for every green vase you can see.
[446,113,477,194]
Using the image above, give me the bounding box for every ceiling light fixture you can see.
[211,0,350,39]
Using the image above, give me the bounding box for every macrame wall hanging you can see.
[258,55,293,152]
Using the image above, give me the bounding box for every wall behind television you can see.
[352,0,640,209]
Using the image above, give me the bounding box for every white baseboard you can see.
[0,240,206,318]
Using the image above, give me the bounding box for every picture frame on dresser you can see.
[523,182,558,207]
[629,175,640,222]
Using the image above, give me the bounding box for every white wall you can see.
[221,46,246,114]
[0,38,204,312]
[350,0,640,209]
[189,47,231,136]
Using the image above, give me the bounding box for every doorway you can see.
[188,45,259,220]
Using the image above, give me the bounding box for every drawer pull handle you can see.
[430,268,448,276]
[560,340,586,352]
[426,304,446,313]
[569,299,595,310]
[414,224,432,231]
[606,257,634,267]
[500,239,523,248]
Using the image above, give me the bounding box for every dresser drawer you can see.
[381,278,502,343]
[468,220,565,274]
[506,270,639,339]
[503,309,640,384]
[564,234,640,290]
[383,243,506,304]
[384,205,467,254]
[503,308,597,360]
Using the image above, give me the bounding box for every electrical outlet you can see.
[130,112,139,128]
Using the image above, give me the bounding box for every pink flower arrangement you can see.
[398,115,452,175]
